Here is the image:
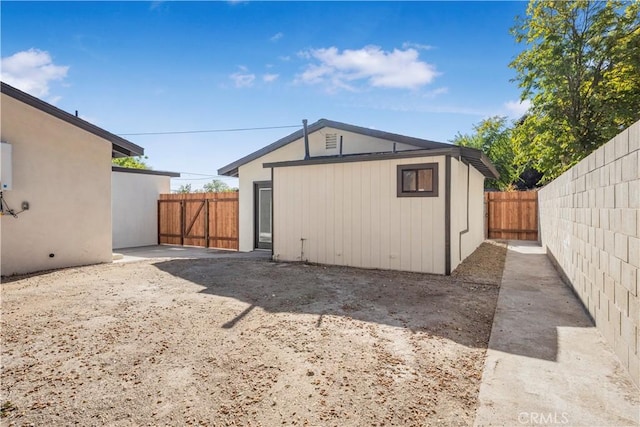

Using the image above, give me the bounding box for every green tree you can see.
[174,180,237,194]
[112,155,149,169]
[175,183,192,194]
[451,116,519,191]
[203,179,233,193]
[510,0,640,181]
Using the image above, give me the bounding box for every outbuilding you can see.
[1,82,144,275]
[218,119,498,274]
[111,166,180,250]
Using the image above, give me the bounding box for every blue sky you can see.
[1,1,529,190]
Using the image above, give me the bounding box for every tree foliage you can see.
[510,0,640,181]
[112,155,149,169]
[451,116,519,191]
[174,180,238,194]
[175,183,193,194]
[203,179,235,193]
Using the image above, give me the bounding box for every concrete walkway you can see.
[474,241,639,427]
[113,245,271,263]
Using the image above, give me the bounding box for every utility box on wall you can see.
[1,142,12,190]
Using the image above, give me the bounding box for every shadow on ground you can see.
[153,254,501,350]
[486,243,594,362]
[474,242,639,427]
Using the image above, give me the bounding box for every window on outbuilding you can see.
[397,163,439,197]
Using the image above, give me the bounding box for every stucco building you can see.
[1,82,143,275]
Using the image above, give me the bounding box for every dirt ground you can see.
[1,241,507,426]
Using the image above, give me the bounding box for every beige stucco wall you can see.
[538,120,640,386]
[272,156,447,274]
[450,158,486,272]
[1,93,113,276]
[112,171,171,249]
[237,126,421,251]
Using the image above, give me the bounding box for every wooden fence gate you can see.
[485,191,538,241]
[158,193,239,250]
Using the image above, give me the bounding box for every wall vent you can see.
[325,133,337,150]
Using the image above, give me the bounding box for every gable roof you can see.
[1,82,144,158]
[218,118,498,179]
[218,118,452,177]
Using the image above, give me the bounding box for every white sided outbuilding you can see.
[219,119,498,275]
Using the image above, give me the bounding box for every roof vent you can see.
[325,133,337,150]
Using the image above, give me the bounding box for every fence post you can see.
[204,199,210,248]
[180,200,185,246]
[484,192,489,239]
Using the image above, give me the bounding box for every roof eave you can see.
[263,146,500,180]
[112,166,181,177]
[263,147,459,169]
[1,81,144,158]
[218,126,307,176]
[459,147,500,179]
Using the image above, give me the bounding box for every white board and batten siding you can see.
[450,159,486,272]
[272,156,447,274]
[236,126,419,252]
[231,120,491,274]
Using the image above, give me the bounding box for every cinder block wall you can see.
[538,120,639,387]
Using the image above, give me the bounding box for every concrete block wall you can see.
[538,120,640,387]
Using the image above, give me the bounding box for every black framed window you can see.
[397,163,439,197]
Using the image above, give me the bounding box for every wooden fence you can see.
[485,191,538,241]
[158,192,239,250]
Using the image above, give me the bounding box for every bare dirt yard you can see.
[1,241,506,426]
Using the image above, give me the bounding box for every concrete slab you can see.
[475,241,639,427]
[113,245,271,263]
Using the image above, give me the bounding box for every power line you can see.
[171,171,237,181]
[173,174,235,181]
[117,124,301,136]
[175,172,225,177]
[173,176,231,181]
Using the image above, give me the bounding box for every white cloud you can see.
[270,32,284,42]
[1,49,69,98]
[297,45,438,91]
[402,42,434,51]
[504,99,531,117]
[230,66,255,88]
[263,73,279,83]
